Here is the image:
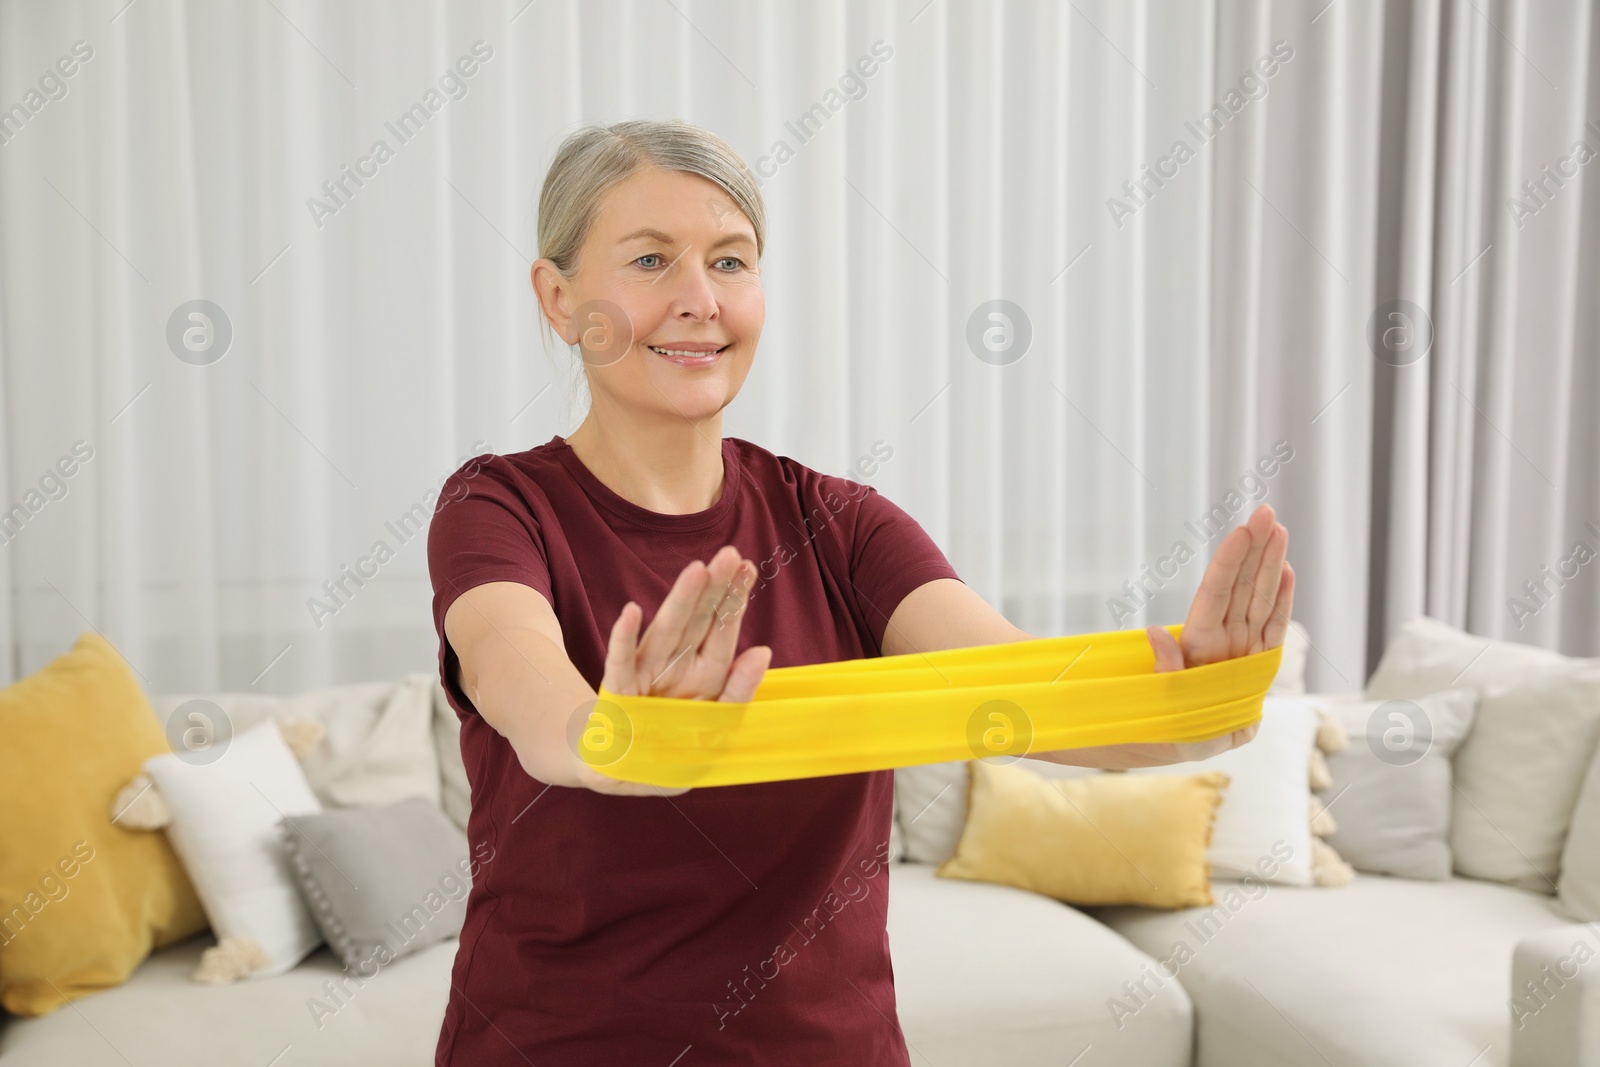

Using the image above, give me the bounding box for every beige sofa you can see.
[2,677,1596,1067]
[888,754,1599,1067]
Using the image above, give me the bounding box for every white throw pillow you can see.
[1268,620,1310,695]
[1558,744,1600,921]
[1127,695,1322,886]
[1451,669,1600,891]
[1365,615,1600,892]
[144,719,324,977]
[147,672,441,811]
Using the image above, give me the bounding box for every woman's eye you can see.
[634,253,744,272]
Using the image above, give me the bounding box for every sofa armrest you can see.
[1510,921,1600,1067]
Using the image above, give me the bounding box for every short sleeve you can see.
[426,455,554,712]
[844,481,963,654]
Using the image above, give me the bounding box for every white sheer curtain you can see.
[0,0,1592,697]
[0,0,1217,694]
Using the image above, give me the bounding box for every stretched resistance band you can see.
[585,624,1283,788]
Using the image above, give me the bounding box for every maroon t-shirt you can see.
[426,433,963,1066]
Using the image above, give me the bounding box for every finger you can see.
[1146,625,1186,673]
[1223,505,1275,656]
[701,561,755,667]
[719,560,757,634]
[602,601,642,697]
[718,644,772,703]
[1244,523,1288,652]
[1187,524,1251,633]
[660,546,741,685]
[634,559,710,686]
[695,550,747,649]
[1261,562,1295,649]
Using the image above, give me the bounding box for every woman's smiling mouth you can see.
[649,343,728,365]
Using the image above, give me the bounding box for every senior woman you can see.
[426,118,1293,1066]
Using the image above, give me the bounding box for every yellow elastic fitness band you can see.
[586,624,1283,788]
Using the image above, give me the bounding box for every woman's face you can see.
[535,166,764,426]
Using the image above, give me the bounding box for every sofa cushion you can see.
[1365,614,1579,694]
[895,761,970,863]
[1268,619,1310,694]
[1364,614,1600,892]
[1448,667,1600,892]
[1315,689,1478,880]
[900,697,1323,887]
[939,760,1228,908]
[148,672,442,813]
[282,798,477,972]
[0,934,455,1066]
[0,632,207,1015]
[1088,871,1574,1066]
[887,861,1192,1067]
[896,758,1099,864]
[145,720,325,978]
[430,679,472,832]
[1129,695,1322,886]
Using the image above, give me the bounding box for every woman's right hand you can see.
[572,544,772,797]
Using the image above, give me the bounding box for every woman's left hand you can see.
[1117,503,1294,766]
[1145,502,1294,671]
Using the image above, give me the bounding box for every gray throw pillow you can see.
[1315,690,1478,880]
[1365,615,1600,891]
[281,797,484,972]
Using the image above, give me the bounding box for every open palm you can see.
[574,545,772,796]
[1120,503,1293,765]
[1146,503,1294,671]
[602,545,771,701]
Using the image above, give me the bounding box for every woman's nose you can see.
[664,259,719,320]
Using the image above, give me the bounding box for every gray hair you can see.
[535,119,766,421]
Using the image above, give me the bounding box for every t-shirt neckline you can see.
[548,434,741,532]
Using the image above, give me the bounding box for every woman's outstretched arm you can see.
[445,546,770,795]
[880,503,1294,769]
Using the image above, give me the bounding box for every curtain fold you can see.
[1211,0,1598,688]
[0,0,1592,696]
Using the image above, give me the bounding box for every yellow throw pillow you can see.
[0,632,208,1015]
[937,759,1229,909]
